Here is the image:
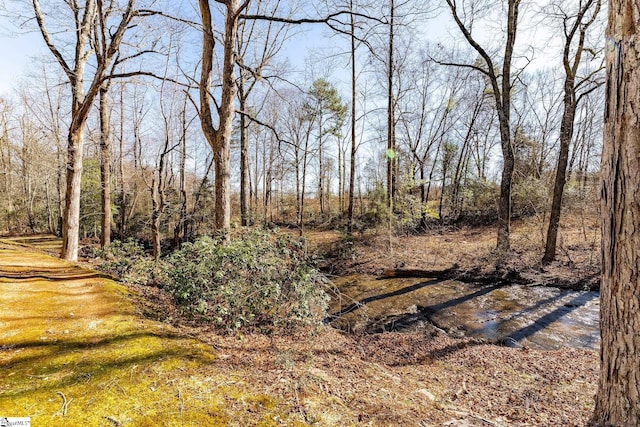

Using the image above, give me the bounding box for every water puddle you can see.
[329,275,600,350]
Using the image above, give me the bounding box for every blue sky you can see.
[0,3,597,97]
[0,14,45,95]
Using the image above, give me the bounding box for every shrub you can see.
[512,176,551,217]
[162,228,328,331]
[94,239,162,285]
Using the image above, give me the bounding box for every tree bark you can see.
[117,86,126,238]
[317,111,325,215]
[386,0,396,208]
[174,101,188,247]
[239,80,250,226]
[543,78,575,264]
[61,126,84,261]
[590,1,640,425]
[347,0,357,232]
[198,0,238,233]
[99,83,112,248]
[495,0,519,252]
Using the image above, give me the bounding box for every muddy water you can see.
[329,275,600,350]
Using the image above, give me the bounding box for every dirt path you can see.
[0,238,599,426]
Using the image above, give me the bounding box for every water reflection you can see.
[330,275,600,350]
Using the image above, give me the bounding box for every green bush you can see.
[94,239,161,285]
[162,229,328,331]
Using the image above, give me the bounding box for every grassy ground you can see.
[0,229,599,426]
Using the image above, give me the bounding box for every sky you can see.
[0,2,602,98]
[0,13,46,95]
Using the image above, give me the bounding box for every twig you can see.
[178,386,185,419]
[56,391,70,416]
[559,243,575,267]
[468,412,501,426]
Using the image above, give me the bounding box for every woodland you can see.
[0,0,638,426]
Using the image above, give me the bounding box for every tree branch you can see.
[32,0,74,81]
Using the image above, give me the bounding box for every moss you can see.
[0,242,260,426]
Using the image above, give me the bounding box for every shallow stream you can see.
[329,275,600,350]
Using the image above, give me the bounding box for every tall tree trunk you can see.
[495,1,519,252]
[386,0,396,208]
[45,179,55,233]
[590,1,640,425]
[151,176,162,259]
[99,83,112,248]
[543,0,600,264]
[198,0,238,233]
[295,140,301,222]
[34,0,135,260]
[174,102,188,247]
[318,117,325,215]
[300,133,310,235]
[117,86,126,238]
[543,79,576,264]
[238,78,250,226]
[446,0,519,251]
[347,1,357,232]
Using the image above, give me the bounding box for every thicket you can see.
[95,228,328,332]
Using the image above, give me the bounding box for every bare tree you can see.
[32,0,137,260]
[444,0,522,250]
[347,0,358,230]
[589,1,640,425]
[542,0,603,264]
[386,0,397,208]
[198,0,250,234]
[236,0,292,226]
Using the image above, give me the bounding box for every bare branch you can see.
[136,9,201,29]
[32,0,73,80]
[430,56,491,77]
[240,10,386,26]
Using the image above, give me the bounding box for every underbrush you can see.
[95,229,328,332]
[93,239,161,285]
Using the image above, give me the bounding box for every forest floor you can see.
[0,216,600,426]
[318,212,601,291]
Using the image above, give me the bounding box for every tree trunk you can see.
[174,102,188,247]
[99,83,112,248]
[300,133,310,235]
[590,1,640,425]
[151,176,162,259]
[495,0,519,252]
[198,0,237,234]
[117,87,126,238]
[348,0,356,232]
[239,79,250,226]
[543,78,576,264]
[61,127,83,261]
[386,0,396,208]
[543,0,600,264]
[318,117,325,215]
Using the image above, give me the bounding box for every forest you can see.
[0,0,638,426]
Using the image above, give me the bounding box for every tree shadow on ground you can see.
[326,277,449,321]
[502,291,598,346]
